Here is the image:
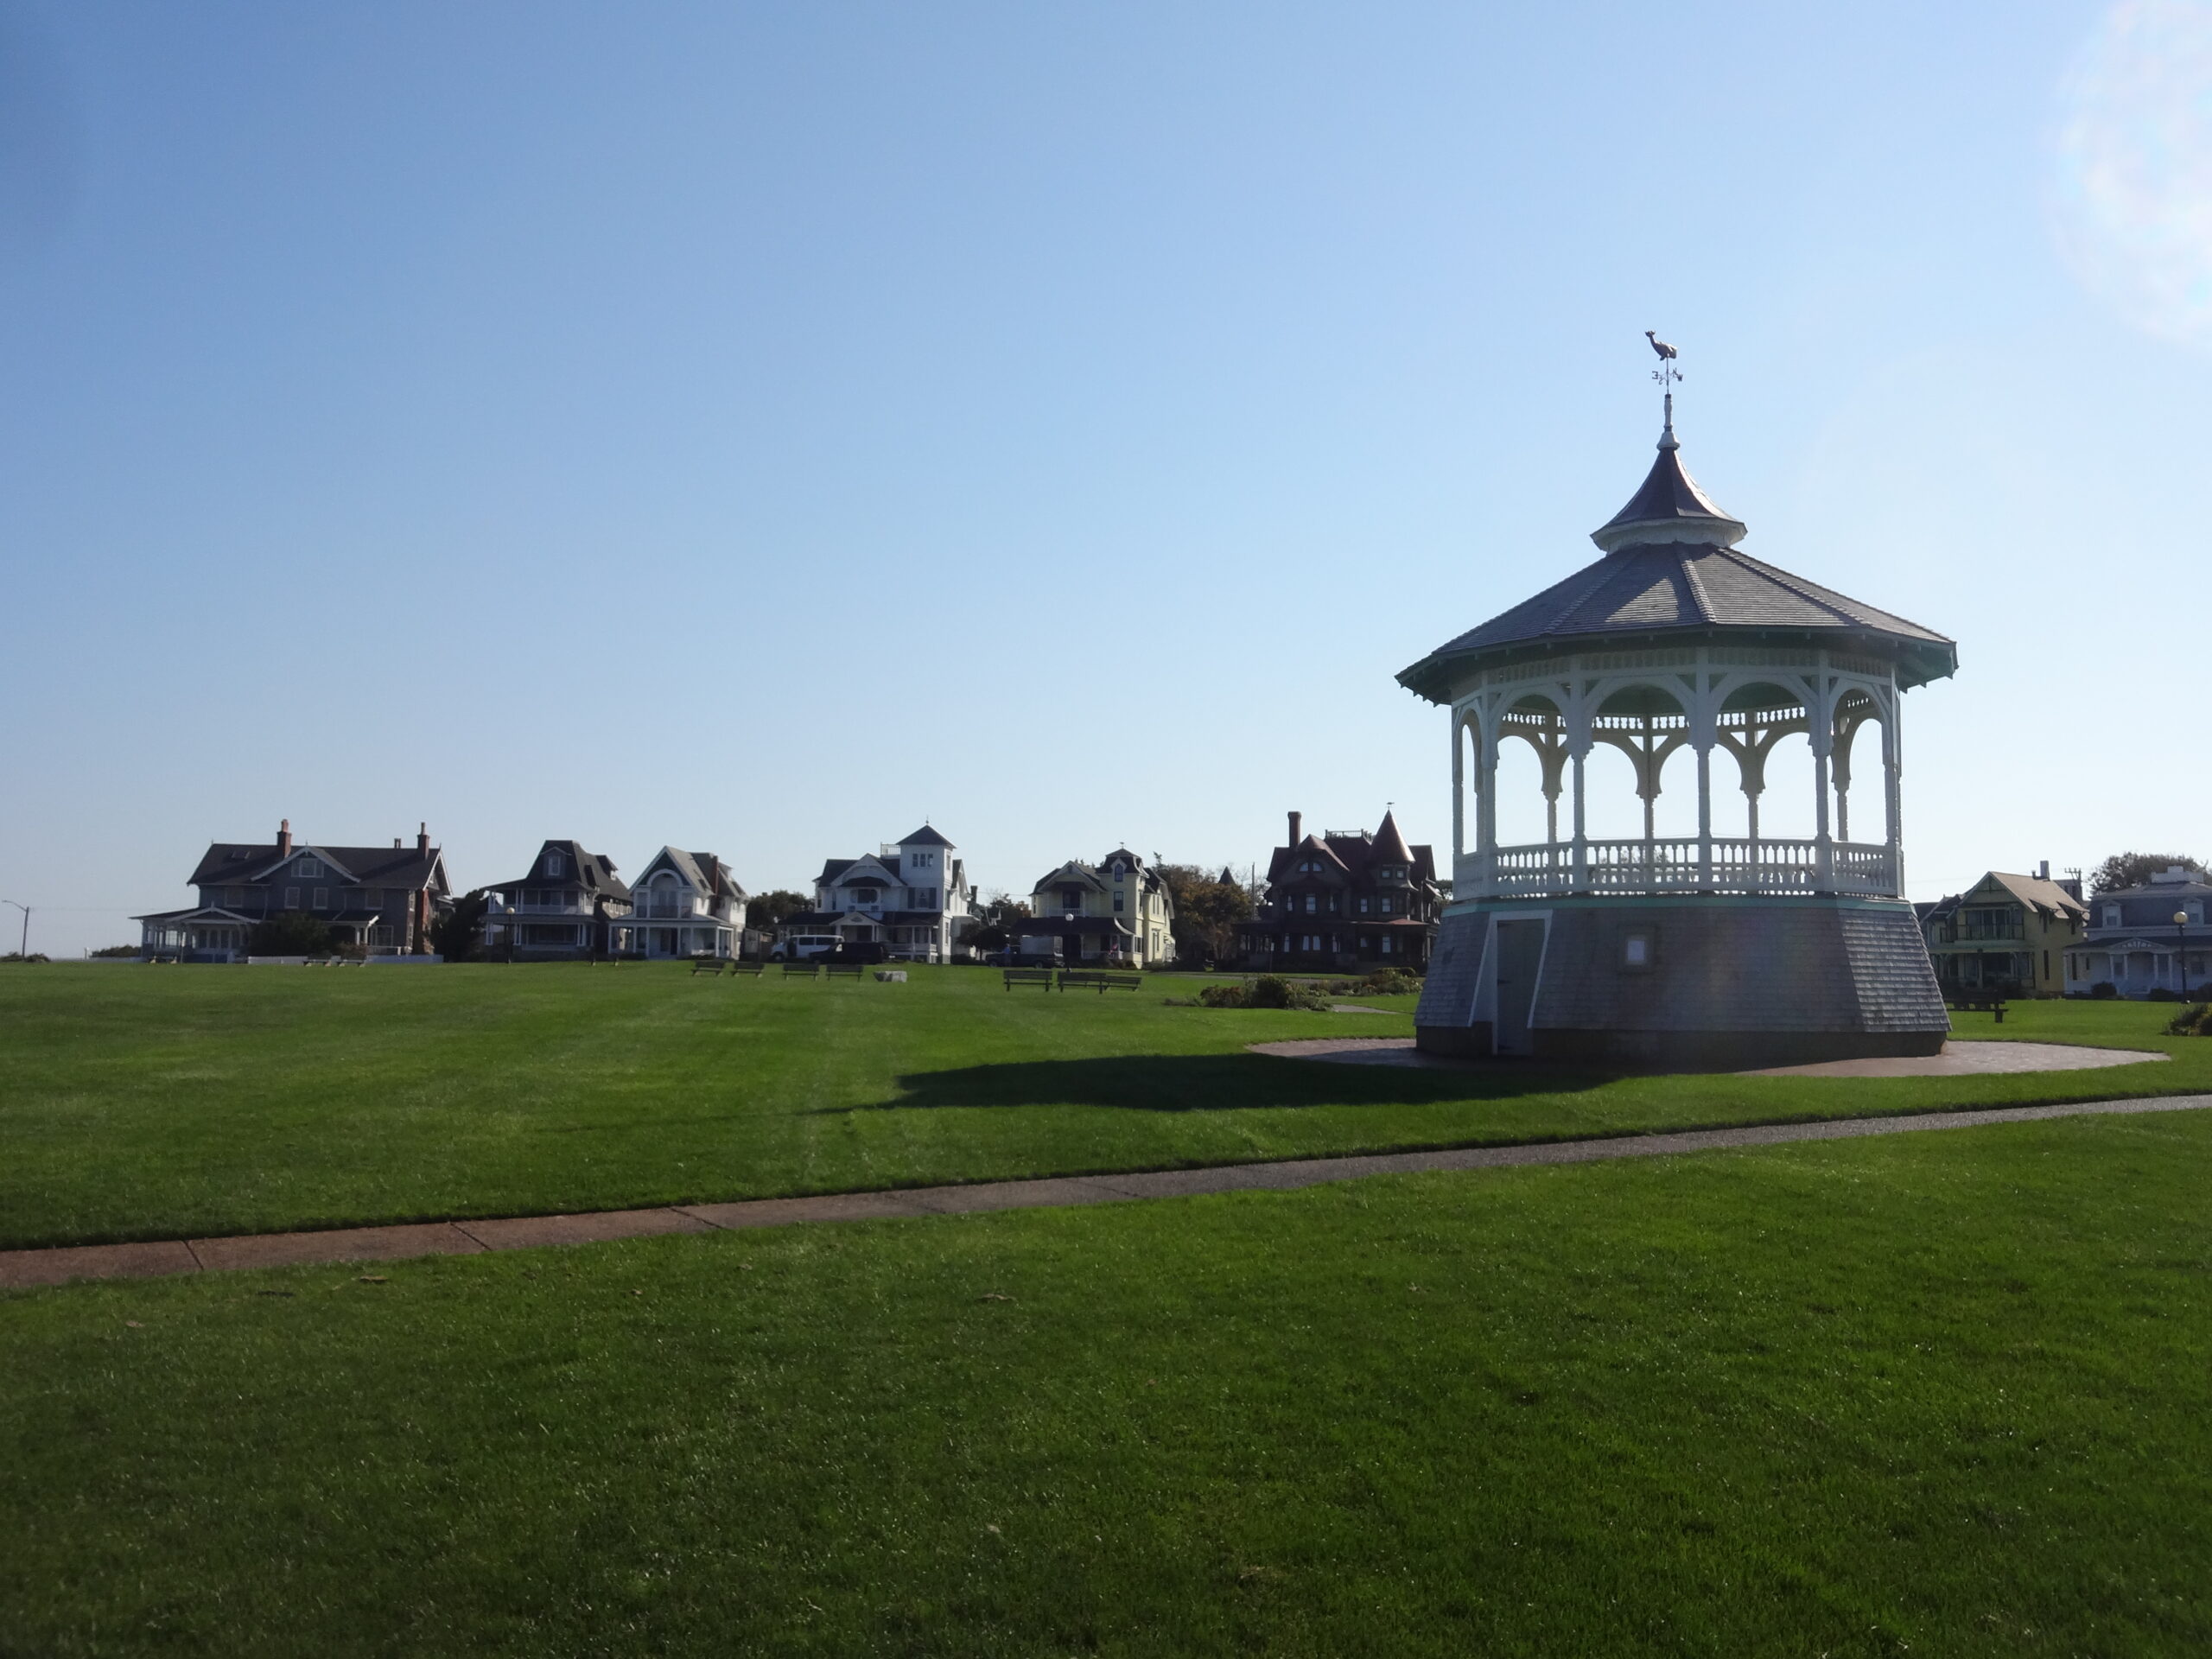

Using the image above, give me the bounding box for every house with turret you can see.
[1235,810,1440,972]
[777,825,977,963]
[1026,849,1176,967]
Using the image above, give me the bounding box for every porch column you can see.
[1883,680,1904,897]
[1450,707,1466,861]
[1809,664,1834,893]
[1568,683,1592,895]
[1694,661,1715,891]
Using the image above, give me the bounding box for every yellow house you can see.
[1921,866,2087,999]
[1027,849,1177,966]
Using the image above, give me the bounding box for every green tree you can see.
[968,892,1033,951]
[249,911,334,957]
[2089,853,2204,895]
[432,890,489,961]
[1156,864,1254,964]
[747,890,811,931]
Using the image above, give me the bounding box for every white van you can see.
[772,934,842,962]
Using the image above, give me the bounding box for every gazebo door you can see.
[1493,919,1546,1056]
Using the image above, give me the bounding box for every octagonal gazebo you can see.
[1398,401,1956,1068]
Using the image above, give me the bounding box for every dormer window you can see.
[2103,905,2121,928]
[546,851,567,878]
[296,857,323,880]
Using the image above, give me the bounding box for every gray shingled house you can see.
[136,819,451,960]
[480,840,633,959]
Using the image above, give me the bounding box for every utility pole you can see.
[3,900,27,959]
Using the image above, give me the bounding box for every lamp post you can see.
[2176,910,2193,1002]
[3,900,26,959]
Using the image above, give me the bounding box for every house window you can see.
[284,887,301,909]
[546,851,567,877]
[1381,935,1393,955]
[296,858,322,880]
[1357,898,1370,914]
[2104,906,2121,928]
[1113,894,1125,912]
[1303,893,1317,914]
[1113,865,1125,882]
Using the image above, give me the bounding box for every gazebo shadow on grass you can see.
[823,1052,1618,1116]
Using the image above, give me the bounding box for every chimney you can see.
[416,822,430,855]
[277,819,292,856]
[393,838,402,849]
[1287,810,1301,846]
[2038,860,2050,881]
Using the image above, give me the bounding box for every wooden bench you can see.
[1002,968,1056,990]
[690,958,727,976]
[1059,969,1143,994]
[780,961,820,978]
[1946,994,2009,1023]
[823,963,864,979]
[728,963,766,977]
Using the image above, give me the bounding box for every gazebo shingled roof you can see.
[1398,428,1958,701]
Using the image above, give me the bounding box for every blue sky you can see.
[2,1,2206,954]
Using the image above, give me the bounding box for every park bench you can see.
[1059,969,1143,994]
[823,963,864,979]
[1002,968,1056,990]
[690,958,726,977]
[1946,993,2008,1024]
[728,963,766,977]
[780,962,820,978]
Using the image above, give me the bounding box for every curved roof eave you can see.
[1397,623,1960,704]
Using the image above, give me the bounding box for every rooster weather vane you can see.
[1645,330,1681,440]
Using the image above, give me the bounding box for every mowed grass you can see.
[3,1109,2209,1656]
[1,964,2207,1249]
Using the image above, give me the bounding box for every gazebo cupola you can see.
[1395,354,1957,1068]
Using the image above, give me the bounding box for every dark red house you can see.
[1235,810,1441,972]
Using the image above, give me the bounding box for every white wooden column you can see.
[1694,654,1714,890]
[1476,696,1501,896]
[1450,705,1465,861]
[1567,674,1591,894]
[1809,659,1835,893]
[1882,678,1904,898]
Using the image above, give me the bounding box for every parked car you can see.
[771,934,842,962]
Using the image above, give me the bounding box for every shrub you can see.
[1360,968,1423,995]
[88,944,140,958]
[0,952,51,963]
[2089,981,2119,1000]
[2166,1002,2212,1036]
[2146,987,2183,1002]
[249,912,334,957]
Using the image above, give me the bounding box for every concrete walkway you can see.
[5,1093,2209,1291]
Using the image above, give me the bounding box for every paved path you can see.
[1250,1036,2170,1077]
[5,1093,2209,1291]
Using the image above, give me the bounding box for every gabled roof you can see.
[1262,817,1439,889]
[490,840,631,901]
[824,855,899,887]
[898,824,954,848]
[1973,871,2088,918]
[188,840,445,891]
[1397,430,1958,701]
[1034,861,1108,893]
[636,847,745,899]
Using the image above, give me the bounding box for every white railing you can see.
[634,894,705,919]
[512,899,592,914]
[1458,838,1898,899]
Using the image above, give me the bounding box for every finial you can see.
[1645,330,1681,450]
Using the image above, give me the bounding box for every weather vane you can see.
[1645,330,1681,446]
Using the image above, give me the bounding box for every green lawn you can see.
[3,1107,2207,1656]
[0,964,2205,1250]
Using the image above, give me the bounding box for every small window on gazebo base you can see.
[1622,929,1655,972]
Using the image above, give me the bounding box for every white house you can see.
[621,848,746,959]
[779,824,976,962]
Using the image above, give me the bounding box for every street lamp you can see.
[2,900,26,960]
[2176,910,2193,1002]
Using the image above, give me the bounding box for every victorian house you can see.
[623,848,746,959]
[1025,849,1176,967]
[1921,864,2086,999]
[480,840,632,959]
[777,825,977,962]
[1235,810,1440,971]
[2063,865,2212,999]
[136,820,450,960]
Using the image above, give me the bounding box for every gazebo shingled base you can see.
[1414,894,1948,1072]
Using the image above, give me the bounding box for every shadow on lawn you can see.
[828,1052,1616,1116]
